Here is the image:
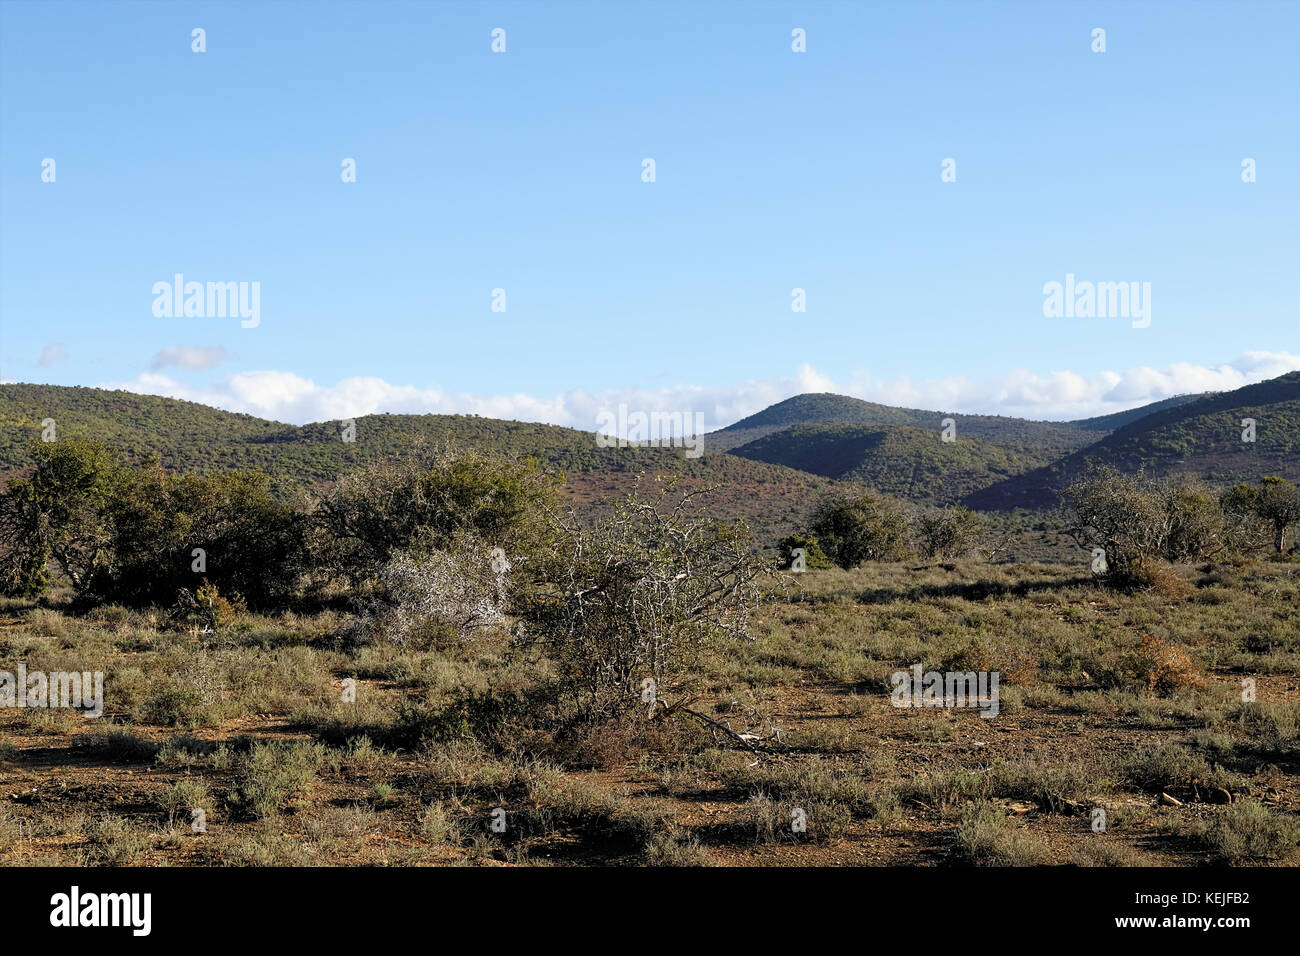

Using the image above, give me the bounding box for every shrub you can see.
[1070,840,1145,866]
[352,531,508,648]
[0,440,119,596]
[914,506,984,560]
[522,488,770,718]
[1227,477,1300,553]
[160,779,212,826]
[1193,801,1300,864]
[1065,468,1231,584]
[1121,635,1206,696]
[316,452,558,584]
[171,580,246,633]
[808,490,912,569]
[110,466,308,608]
[85,816,152,865]
[420,802,464,845]
[777,533,832,571]
[1112,555,1191,597]
[1121,740,1233,795]
[234,741,326,819]
[954,801,1046,865]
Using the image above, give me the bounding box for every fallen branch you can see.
[657,697,787,758]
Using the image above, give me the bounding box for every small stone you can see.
[1159,792,1183,806]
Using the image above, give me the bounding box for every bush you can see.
[1065,468,1231,584]
[234,741,326,819]
[1121,635,1206,696]
[954,802,1046,865]
[1223,477,1300,554]
[171,580,247,633]
[84,816,152,865]
[0,443,308,607]
[316,452,557,584]
[0,440,119,596]
[1111,554,1191,597]
[808,490,912,569]
[1193,801,1300,864]
[102,466,308,608]
[914,506,983,560]
[777,533,832,571]
[521,488,770,718]
[161,779,212,826]
[353,531,508,648]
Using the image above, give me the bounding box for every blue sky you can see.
[1,0,1296,426]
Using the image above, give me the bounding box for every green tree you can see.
[0,440,120,596]
[1255,476,1300,552]
[101,464,307,607]
[777,533,832,571]
[316,451,558,583]
[808,490,912,569]
[914,506,984,560]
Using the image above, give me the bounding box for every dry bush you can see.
[1123,635,1206,696]
[521,486,772,718]
[556,712,701,770]
[1112,555,1192,598]
[353,531,508,649]
[940,639,1039,685]
[171,580,246,633]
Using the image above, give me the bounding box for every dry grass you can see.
[2,556,1298,866]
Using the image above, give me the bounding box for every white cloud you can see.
[99,351,1300,429]
[149,346,232,371]
[38,343,68,367]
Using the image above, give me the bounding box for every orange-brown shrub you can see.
[1125,634,1206,696]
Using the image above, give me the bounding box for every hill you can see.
[1067,392,1209,431]
[965,372,1300,510]
[727,423,1050,504]
[0,384,835,542]
[711,392,1101,460]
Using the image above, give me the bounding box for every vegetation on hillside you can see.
[967,372,1300,510]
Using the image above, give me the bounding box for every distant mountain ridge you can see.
[2,374,1295,529]
[710,392,1098,457]
[727,422,1045,505]
[965,372,1300,510]
[0,384,834,541]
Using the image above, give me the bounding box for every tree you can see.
[1064,467,1171,573]
[1163,479,1230,562]
[316,451,558,583]
[101,464,307,608]
[1064,468,1231,584]
[1255,477,1300,552]
[0,440,120,596]
[1219,482,1269,553]
[1220,477,1300,554]
[777,533,832,571]
[914,506,984,560]
[808,490,911,569]
[521,487,770,718]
